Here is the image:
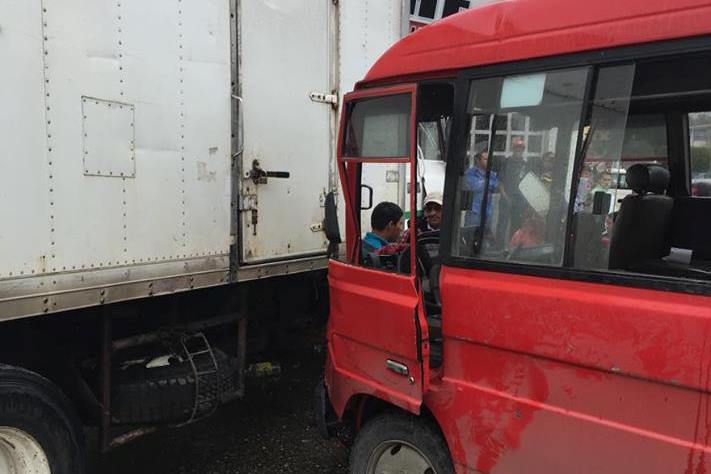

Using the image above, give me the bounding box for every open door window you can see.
[326,84,430,415]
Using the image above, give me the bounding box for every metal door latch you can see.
[245,159,290,184]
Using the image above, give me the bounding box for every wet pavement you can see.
[96,351,348,474]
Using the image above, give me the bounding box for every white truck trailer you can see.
[0,1,406,472]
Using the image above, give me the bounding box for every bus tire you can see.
[0,364,86,474]
[350,412,454,474]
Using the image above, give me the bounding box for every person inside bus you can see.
[463,151,499,227]
[417,192,443,232]
[362,201,404,255]
[496,137,528,244]
[530,151,555,188]
[509,208,545,249]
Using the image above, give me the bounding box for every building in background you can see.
[410,0,482,32]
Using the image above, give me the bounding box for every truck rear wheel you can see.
[350,413,453,474]
[0,365,85,474]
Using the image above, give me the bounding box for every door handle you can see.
[246,159,290,184]
[385,359,409,376]
[265,171,290,179]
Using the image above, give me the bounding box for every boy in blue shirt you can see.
[363,202,404,254]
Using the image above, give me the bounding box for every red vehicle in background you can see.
[316,1,711,472]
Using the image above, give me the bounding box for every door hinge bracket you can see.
[310,91,339,108]
[239,194,258,211]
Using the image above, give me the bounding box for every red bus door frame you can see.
[327,84,430,415]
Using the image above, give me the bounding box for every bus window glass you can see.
[344,94,411,158]
[359,162,413,273]
[571,65,636,269]
[452,67,589,266]
[689,112,711,196]
[418,122,444,161]
[571,52,711,279]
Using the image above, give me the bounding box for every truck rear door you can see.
[327,84,430,415]
[237,0,335,263]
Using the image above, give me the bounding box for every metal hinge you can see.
[239,194,258,211]
[310,91,338,107]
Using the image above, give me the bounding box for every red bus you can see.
[316,0,711,472]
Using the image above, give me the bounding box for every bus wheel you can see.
[350,412,453,474]
[0,365,85,474]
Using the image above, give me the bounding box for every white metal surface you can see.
[238,0,334,263]
[40,0,232,270]
[82,97,136,178]
[0,1,51,278]
[0,427,51,474]
[0,1,232,317]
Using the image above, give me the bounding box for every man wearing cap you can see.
[418,192,443,232]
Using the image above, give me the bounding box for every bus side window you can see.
[572,52,711,280]
[452,68,589,266]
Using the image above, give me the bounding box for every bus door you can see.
[327,84,430,415]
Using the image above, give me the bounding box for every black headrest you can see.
[625,164,670,194]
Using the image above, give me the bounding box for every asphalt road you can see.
[96,351,348,474]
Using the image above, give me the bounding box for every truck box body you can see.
[0,0,406,322]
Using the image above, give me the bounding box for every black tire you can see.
[112,349,238,424]
[0,364,86,474]
[350,412,454,474]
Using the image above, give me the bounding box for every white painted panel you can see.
[82,97,135,178]
[43,1,127,271]
[0,1,52,278]
[239,0,333,262]
[181,0,232,257]
[40,0,232,271]
[339,0,405,98]
[120,0,184,263]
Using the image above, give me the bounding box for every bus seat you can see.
[609,164,673,271]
